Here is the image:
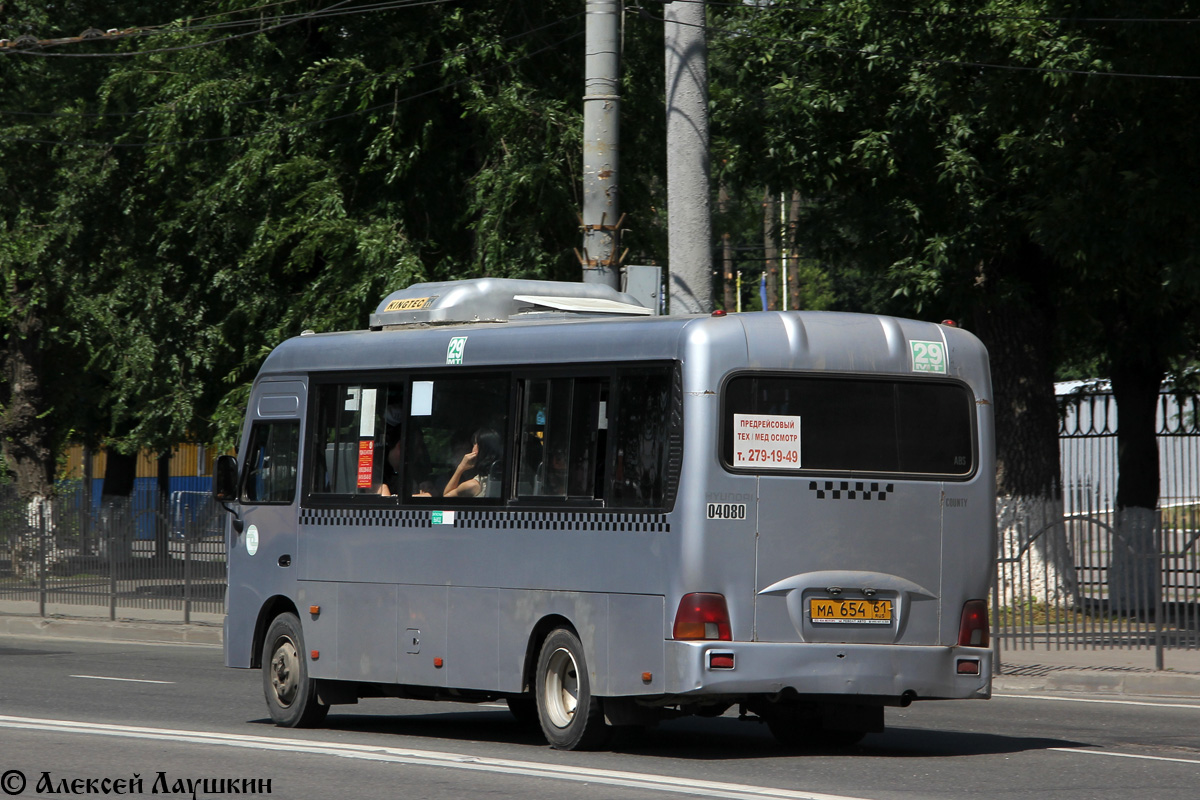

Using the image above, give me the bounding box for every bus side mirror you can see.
[214,455,245,534]
[214,455,240,503]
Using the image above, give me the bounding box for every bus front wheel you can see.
[262,612,328,728]
[535,628,609,750]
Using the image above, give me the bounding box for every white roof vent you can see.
[369,278,654,329]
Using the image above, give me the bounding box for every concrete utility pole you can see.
[665,0,712,314]
[579,0,622,289]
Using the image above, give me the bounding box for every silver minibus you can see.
[215,277,995,750]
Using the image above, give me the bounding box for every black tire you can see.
[262,612,328,728]
[534,628,609,750]
[506,695,539,726]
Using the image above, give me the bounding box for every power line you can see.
[0,29,584,150]
[639,8,1200,82]
[0,12,584,120]
[0,0,456,58]
[660,0,1200,25]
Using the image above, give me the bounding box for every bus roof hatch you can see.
[369,278,653,330]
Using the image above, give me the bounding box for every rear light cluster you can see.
[958,599,989,647]
[672,593,732,641]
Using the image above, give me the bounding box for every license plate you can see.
[809,598,893,625]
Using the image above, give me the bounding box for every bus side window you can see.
[241,422,300,504]
[517,377,610,501]
[608,369,672,508]
[407,375,509,501]
[309,382,399,497]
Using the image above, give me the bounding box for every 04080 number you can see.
[706,503,747,520]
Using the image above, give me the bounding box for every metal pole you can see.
[779,192,788,311]
[37,500,46,618]
[109,505,117,621]
[1155,510,1164,670]
[665,0,712,314]
[184,529,192,626]
[580,0,622,289]
[83,446,93,554]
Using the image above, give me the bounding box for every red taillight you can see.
[958,600,989,647]
[673,593,732,641]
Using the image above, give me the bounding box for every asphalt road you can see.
[1,636,1197,800]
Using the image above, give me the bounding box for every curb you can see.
[993,669,1200,699]
[0,614,222,647]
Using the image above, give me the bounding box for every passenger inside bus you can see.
[380,426,433,497]
[442,428,502,498]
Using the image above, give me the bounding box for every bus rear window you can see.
[722,375,974,477]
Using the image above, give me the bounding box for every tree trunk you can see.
[719,184,736,312]
[762,189,778,311]
[1107,327,1166,616]
[972,243,1077,609]
[101,450,138,564]
[1,285,60,579]
[786,190,801,312]
[0,289,55,501]
[156,451,171,561]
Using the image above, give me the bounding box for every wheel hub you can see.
[543,647,580,729]
[270,638,300,707]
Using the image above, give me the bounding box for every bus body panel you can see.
[298,518,671,595]
[295,579,668,696]
[222,304,995,716]
[224,378,307,669]
[664,640,992,699]
[752,478,945,646]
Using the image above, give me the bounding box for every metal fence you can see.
[0,483,226,624]
[994,388,1200,666]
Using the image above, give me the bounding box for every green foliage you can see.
[2,0,655,458]
[709,0,1200,341]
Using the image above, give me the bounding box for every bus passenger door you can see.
[225,381,305,669]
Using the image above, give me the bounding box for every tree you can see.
[708,1,1118,606]
[1,1,673,495]
[1027,2,1200,610]
[710,1,1200,613]
[0,0,144,573]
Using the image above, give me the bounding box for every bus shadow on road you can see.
[250,708,1083,760]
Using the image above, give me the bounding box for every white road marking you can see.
[0,715,873,800]
[1051,748,1200,766]
[70,675,176,685]
[996,693,1200,711]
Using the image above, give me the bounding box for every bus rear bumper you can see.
[663,640,992,701]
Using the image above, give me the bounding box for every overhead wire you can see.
[642,6,1200,81]
[0,26,585,149]
[657,0,1200,25]
[0,0,457,58]
[0,11,584,120]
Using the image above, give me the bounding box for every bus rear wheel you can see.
[535,628,609,750]
[262,612,328,728]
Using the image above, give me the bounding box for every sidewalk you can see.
[0,603,222,647]
[993,643,1200,699]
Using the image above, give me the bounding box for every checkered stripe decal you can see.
[455,511,668,532]
[300,508,432,527]
[809,481,893,501]
[299,507,669,532]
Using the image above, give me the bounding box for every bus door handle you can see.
[278,554,292,568]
